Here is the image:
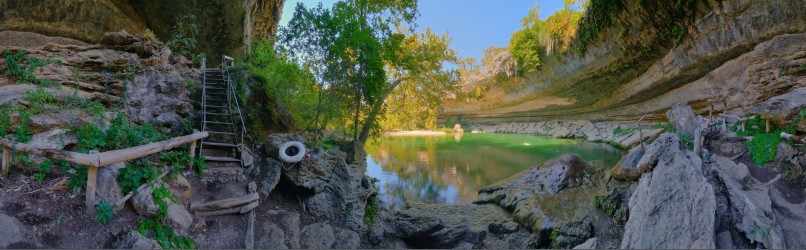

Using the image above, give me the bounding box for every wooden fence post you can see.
[86,150,99,216]
[190,129,199,159]
[765,119,770,133]
[2,146,9,178]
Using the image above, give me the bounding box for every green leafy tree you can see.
[281,0,459,160]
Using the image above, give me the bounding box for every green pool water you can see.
[365,133,624,209]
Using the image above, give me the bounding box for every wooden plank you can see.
[95,131,208,167]
[0,131,208,168]
[190,193,259,212]
[0,139,95,166]
[240,201,259,213]
[2,146,9,178]
[245,210,255,249]
[203,142,237,148]
[204,155,240,162]
[195,206,241,217]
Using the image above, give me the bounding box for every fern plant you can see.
[95,201,115,224]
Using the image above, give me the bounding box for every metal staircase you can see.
[199,57,247,169]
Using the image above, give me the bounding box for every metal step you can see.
[203,105,229,109]
[207,131,235,136]
[205,121,232,125]
[205,112,230,116]
[204,155,241,162]
[205,87,226,90]
[203,141,238,148]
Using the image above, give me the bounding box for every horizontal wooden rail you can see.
[0,130,207,216]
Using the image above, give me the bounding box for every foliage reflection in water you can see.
[365,133,624,210]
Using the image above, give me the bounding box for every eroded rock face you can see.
[666,102,703,137]
[280,146,374,231]
[97,163,125,204]
[442,0,806,124]
[475,120,664,148]
[476,155,599,233]
[610,146,645,181]
[748,87,806,132]
[0,31,195,133]
[374,203,529,249]
[0,0,284,60]
[621,133,716,249]
[709,155,786,248]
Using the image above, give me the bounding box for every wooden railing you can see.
[1,131,208,215]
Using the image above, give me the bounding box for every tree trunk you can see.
[357,79,402,145]
[311,87,323,143]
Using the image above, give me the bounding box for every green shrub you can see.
[105,113,167,150]
[71,124,107,153]
[315,138,340,151]
[14,110,32,143]
[138,219,197,249]
[23,87,55,114]
[0,105,12,137]
[613,126,636,136]
[677,132,694,150]
[364,193,384,227]
[152,184,174,220]
[3,50,60,85]
[95,201,115,224]
[192,156,206,179]
[166,14,200,61]
[118,159,159,194]
[64,164,88,195]
[160,150,206,177]
[747,133,780,166]
[32,159,52,184]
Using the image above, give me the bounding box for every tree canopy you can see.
[278,0,459,158]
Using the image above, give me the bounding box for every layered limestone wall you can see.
[0,0,285,61]
[441,0,806,127]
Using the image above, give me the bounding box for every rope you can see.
[280,160,301,171]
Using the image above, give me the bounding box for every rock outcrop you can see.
[441,0,806,126]
[476,155,597,233]
[369,202,535,249]
[271,133,374,232]
[0,31,194,133]
[620,133,716,249]
[0,0,284,60]
[473,120,664,148]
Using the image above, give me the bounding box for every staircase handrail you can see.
[221,55,247,147]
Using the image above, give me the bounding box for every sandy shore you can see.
[385,130,449,136]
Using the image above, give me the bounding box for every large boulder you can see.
[666,102,703,137]
[264,133,305,159]
[610,146,645,181]
[96,162,125,203]
[382,203,525,249]
[257,158,282,198]
[281,147,374,231]
[26,129,77,164]
[709,155,786,248]
[476,154,596,232]
[620,133,716,249]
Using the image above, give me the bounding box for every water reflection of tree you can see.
[365,134,624,210]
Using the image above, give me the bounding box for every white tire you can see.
[279,141,306,163]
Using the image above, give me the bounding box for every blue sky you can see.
[278,0,566,61]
